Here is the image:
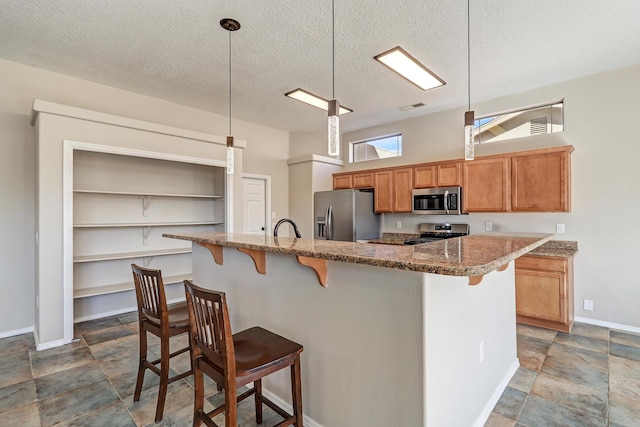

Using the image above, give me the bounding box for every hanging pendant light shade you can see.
[328,0,340,157]
[221,18,240,174]
[464,0,475,161]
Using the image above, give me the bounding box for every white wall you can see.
[295,64,640,330]
[0,58,290,336]
[343,66,640,331]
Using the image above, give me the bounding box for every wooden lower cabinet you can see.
[515,255,574,332]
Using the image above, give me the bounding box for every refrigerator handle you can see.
[327,205,333,240]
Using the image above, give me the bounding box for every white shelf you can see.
[73,274,192,299]
[74,189,224,199]
[74,221,223,228]
[74,248,192,263]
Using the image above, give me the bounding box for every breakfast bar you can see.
[164,231,553,427]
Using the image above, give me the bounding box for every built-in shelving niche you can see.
[72,149,225,321]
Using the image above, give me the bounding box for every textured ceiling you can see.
[2,0,640,133]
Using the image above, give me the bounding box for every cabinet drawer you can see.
[515,255,567,273]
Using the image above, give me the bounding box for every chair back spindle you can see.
[184,280,235,378]
[132,264,167,323]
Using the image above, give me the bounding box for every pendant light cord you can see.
[467,0,471,111]
[332,0,335,99]
[228,30,232,135]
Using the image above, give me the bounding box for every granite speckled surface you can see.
[526,240,578,257]
[163,231,554,277]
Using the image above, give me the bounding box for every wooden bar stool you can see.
[131,264,194,422]
[183,280,304,427]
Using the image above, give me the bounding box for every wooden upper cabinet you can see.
[374,170,394,212]
[374,167,413,213]
[511,146,573,212]
[352,171,374,189]
[414,165,437,188]
[333,174,353,190]
[437,161,463,187]
[393,167,413,212]
[414,161,462,188]
[463,157,510,212]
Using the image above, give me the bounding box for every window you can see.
[350,133,402,163]
[474,100,564,144]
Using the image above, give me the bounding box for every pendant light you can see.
[221,18,240,174]
[464,0,475,161]
[328,0,340,157]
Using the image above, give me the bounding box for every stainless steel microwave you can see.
[412,186,463,215]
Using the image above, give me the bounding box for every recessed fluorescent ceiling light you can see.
[285,88,353,115]
[374,46,445,91]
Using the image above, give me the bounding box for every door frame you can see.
[241,173,272,235]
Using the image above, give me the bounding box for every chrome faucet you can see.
[273,218,301,238]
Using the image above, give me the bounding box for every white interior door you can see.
[242,176,267,235]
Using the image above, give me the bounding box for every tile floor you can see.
[485,322,640,427]
[1,314,639,426]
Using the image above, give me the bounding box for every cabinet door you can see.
[374,170,393,212]
[393,168,413,212]
[352,172,374,188]
[511,148,571,212]
[414,165,437,188]
[333,174,353,190]
[437,161,463,187]
[515,255,572,330]
[463,157,510,212]
[515,269,567,323]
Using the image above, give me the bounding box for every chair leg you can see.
[225,381,238,427]
[155,334,170,423]
[254,379,263,424]
[133,324,147,402]
[291,356,303,427]
[193,362,205,427]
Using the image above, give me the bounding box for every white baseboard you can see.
[575,317,640,334]
[73,296,185,323]
[0,326,34,339]
[472,358,520,427]
[33,327,67,351]
[262,388,323,427]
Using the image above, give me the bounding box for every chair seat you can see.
[233,327,303,375]
[145,301,190,329]
[199,326,302,378]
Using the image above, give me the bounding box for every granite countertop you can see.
[369,233,578,258]
[525,240,578,257]
[163,231,554,277]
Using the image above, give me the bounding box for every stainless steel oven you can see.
[412,186,463,215]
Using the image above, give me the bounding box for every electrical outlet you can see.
[479,340,485,363]
[485,222,493,231]
[396,220,402,229]
[556,224,565,234]
[584,299,594,311]
[271,212,276,219]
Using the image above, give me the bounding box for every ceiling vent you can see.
[400,102,426,111]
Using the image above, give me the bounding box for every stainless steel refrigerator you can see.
[314,189,380,241]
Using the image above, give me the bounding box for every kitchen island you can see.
[164,231,552,427]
